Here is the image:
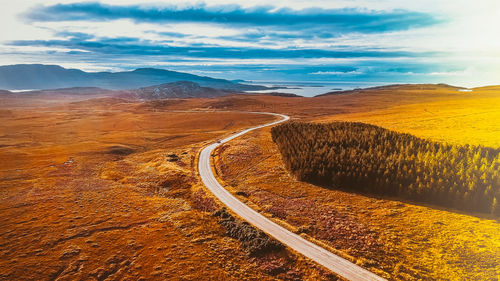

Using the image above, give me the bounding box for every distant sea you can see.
[9,89,40,93]
[245,81,389,97]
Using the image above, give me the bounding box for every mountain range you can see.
[0,64,269,91]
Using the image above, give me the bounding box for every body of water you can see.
[245,81,389,97]
[9,89,40,93]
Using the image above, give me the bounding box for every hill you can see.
[133,81,236,99]
[316,83,464,97]
[0,64,270,91]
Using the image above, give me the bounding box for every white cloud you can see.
[309,71,363,75]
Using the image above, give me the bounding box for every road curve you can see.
[198,112,386,281]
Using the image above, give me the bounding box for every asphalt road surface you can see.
[198,112,386,281]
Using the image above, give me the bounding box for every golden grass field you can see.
[1,84,499,280]
[319,91,500,147]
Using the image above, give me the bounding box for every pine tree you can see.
[271,121,499,215]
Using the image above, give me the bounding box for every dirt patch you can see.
[107,145,135,155]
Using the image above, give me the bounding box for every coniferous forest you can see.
[271,122,500,215]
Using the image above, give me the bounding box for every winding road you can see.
[198,112,386,281]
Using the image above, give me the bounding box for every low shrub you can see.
[192,188,218,212]
[213,208,284,256]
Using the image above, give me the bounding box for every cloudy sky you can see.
[2,0,500,87]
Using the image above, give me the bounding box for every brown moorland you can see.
[0,95,332,280]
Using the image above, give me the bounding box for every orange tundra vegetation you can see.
[1,83,500,280]
[0,96,329,280]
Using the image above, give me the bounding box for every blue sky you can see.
[2,0,500,87]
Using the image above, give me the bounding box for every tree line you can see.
[271,122,500,215]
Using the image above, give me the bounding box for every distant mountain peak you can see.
[0,64,269,92]
[131,68,173,74]
[2,63,62,68]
